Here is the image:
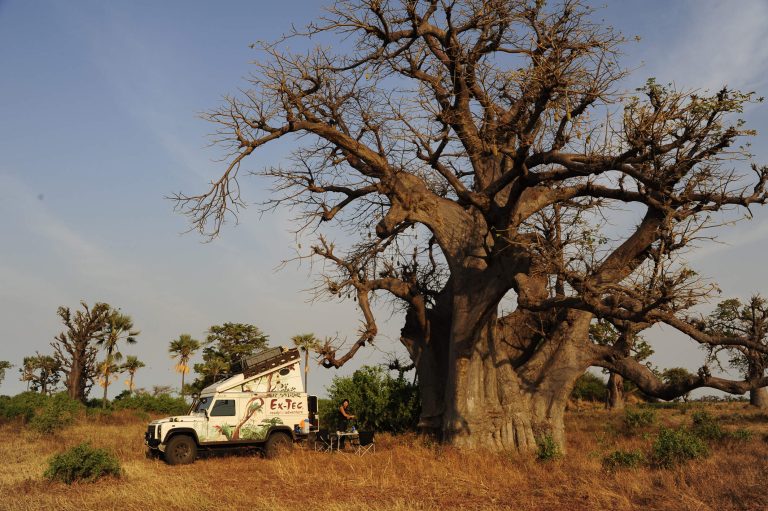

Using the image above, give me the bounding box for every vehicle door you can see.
[206,398,238,442]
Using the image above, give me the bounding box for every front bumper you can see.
[145,425,161,448]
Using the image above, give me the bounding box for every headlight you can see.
[157,425,162,438]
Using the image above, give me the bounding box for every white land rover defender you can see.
[145,347,318,464]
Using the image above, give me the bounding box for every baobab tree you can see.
[703,296,768,408]
[20,354,61,394]
[51,302,111,402]
[177,0,768,453]
[0,361,12,387]
[169,334,201,397]
[589,319,653,410]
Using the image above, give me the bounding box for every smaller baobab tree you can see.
[120,355,146,395]
[703,295,768,408]
[96,310,139,407]
[589,319,654,410]
[20,354,61,394]
[0,361,12,387]
[291,333,321,391]
[169,334,201,398]
[51,301,111,402]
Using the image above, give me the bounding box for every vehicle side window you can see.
[210,399,236,417]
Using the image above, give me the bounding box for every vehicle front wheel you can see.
[164,435,197,465]
[264,432,293,459]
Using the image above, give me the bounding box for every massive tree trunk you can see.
[437,269,594,454]
[750,387,768,409]
[66,351,87,401]
[443,308,538,453]
[606,372,625,411]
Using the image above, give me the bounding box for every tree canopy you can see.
[191,323,269,392]
[178,0,768,452]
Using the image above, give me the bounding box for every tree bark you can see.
[66,352,86,401]
[439,281,593,455]
[442,310,538,453]
[606,372,625,411]
[399,286,452,436]
[750,387,768,408]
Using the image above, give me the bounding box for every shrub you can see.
[111,393,188,415]
[727,428,753,442]
[602,449,645,470]
[536,435,561,461]
[624,408,656,430]
[44,442,121,484]
[651,427,708,468]
[571,373,607,402]
[85,407,116,423]
[690,410,724,441]
[85,398,111,409]
[0,392,49,422]
[29,393,82,434]
[324,366,420,433]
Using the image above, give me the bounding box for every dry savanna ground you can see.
[1,404,767,511]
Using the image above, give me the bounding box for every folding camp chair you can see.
[314,429,332,452]
[352,431,375,456]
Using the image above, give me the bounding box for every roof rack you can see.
[241,347,300,378]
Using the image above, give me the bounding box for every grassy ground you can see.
[1,403,767,511]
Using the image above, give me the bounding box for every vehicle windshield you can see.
[192,396,213,414]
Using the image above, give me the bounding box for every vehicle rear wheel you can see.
[164,435,197,465]
[264,432,293,459]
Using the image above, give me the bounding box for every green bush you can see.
[85,407,113,419]
[727,428,753,442]
[651,427,708,468]
[571,373,607,402]
[0,392,50,422]
[324,366,419,433]
[44,442,121,484]
[536,435,561,461]
[602,449,645,470]
[623,408,656,430]
[29,393,82,434]
[85,398,111,409]
[690,410,724,441]
[111,393,188,415]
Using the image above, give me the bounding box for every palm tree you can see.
[291,333,320,391]
[96,310,139,407]
[169,334,201,397]
[97,359,120,394]
[121,355,145,395]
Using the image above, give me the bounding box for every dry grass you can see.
[1,404,767,511]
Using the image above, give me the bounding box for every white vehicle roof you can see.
[200,347,302,395]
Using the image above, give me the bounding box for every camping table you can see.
[330,431,359,452]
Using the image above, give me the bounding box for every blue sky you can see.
[1,1,767,398]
